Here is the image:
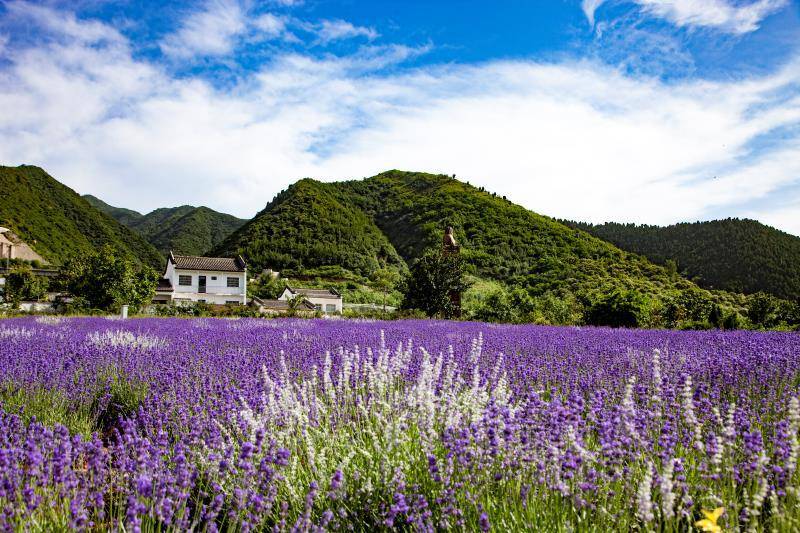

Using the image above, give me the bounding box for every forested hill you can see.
[213,178,407,276]
[84,196,246,257]
[0,165,163,268]
[214,171,702,301]
[83,195,144,227]
[566,219,800,300]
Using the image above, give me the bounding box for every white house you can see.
[279,286,342,313]
[155,252,247,305]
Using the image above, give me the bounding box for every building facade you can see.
[279,286,343,313]
[155,252,247,305]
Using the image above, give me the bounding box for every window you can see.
[227,277,240,288]
[197,299,206,304]
[325,304,336,313]
[226,300,240,305]
[314,304,322,311]
[178,275,192,286]
[211,276,217,280]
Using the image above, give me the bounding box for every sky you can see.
[0,1,799,235]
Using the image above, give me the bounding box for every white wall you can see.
[167,267,246,304]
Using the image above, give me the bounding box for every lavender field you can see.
[0,317,799,531]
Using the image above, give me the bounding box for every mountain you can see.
[0,165,163,268]
[214,171,704,301]
[215,179,406,276]
[132,206,247,257]
[83,195,144,227]
[565,219,800,301]
[83,197,246,257]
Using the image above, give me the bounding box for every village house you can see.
[279,285,343,314]
[155,252,247,305]
[250,296,315,316]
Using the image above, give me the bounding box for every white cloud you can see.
[315,19,379,44]
[582,0,607,27]
[160,0,246,59]
[585,0,788,34]
[252,13,287,39]
[1,6,799,236]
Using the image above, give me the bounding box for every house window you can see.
[226,300,240,305]
[198,299,206,304]
[211,276,217,280]
[314,304,322,311]
[227,277,240,288]
[178,275,192,286]
[325,304,336,313]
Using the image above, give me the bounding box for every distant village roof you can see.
[169,251,246,272]
[155,278,173,292]
[285,286,341,300]
[252,297,315,310]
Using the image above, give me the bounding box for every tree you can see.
[3,265,48,307]
[402,250,471,319]
[585,288,650,328]
[249,274,286,300]
[747,292,777,328]
[370,268,401,315]
[58,246,158,312]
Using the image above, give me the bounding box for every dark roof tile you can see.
[169,252,246,272]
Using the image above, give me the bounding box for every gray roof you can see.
[156,278,173,292]
[252,297,315,310]
[169,252,246,272]
[285,286,341,300]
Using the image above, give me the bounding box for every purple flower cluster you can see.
[0,317,798,530]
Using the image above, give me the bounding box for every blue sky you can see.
[1,0,799,235]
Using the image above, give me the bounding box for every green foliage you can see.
[585,288,652,328]
[82,194,144,226]
[85,195,247,257]
[747,291,779,328]
[568,218,800,300]
[402,250,471,319]
[3,265,48,306]
[58,246,158,312]
[248,274,287,300]
[0,165,163,268]
[213,179,407,277]
[661,287,715,328]
[370,267,401,313]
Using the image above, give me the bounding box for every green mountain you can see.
[83,195,144,227]
[214,171,704,301]
[215,179,406,276]
[83,197,246,257]
[564,219,800,300]
[0,165,163,268]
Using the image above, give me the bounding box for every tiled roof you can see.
[169,252,246,272]
[252,298,314,310]
[156,278,173,292]
[286,286,341,299]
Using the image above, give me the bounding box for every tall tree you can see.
[402,250,470,319]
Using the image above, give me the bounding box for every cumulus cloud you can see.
[585,0,788,34]
[160,0,246,59]
[1,5,799,235]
